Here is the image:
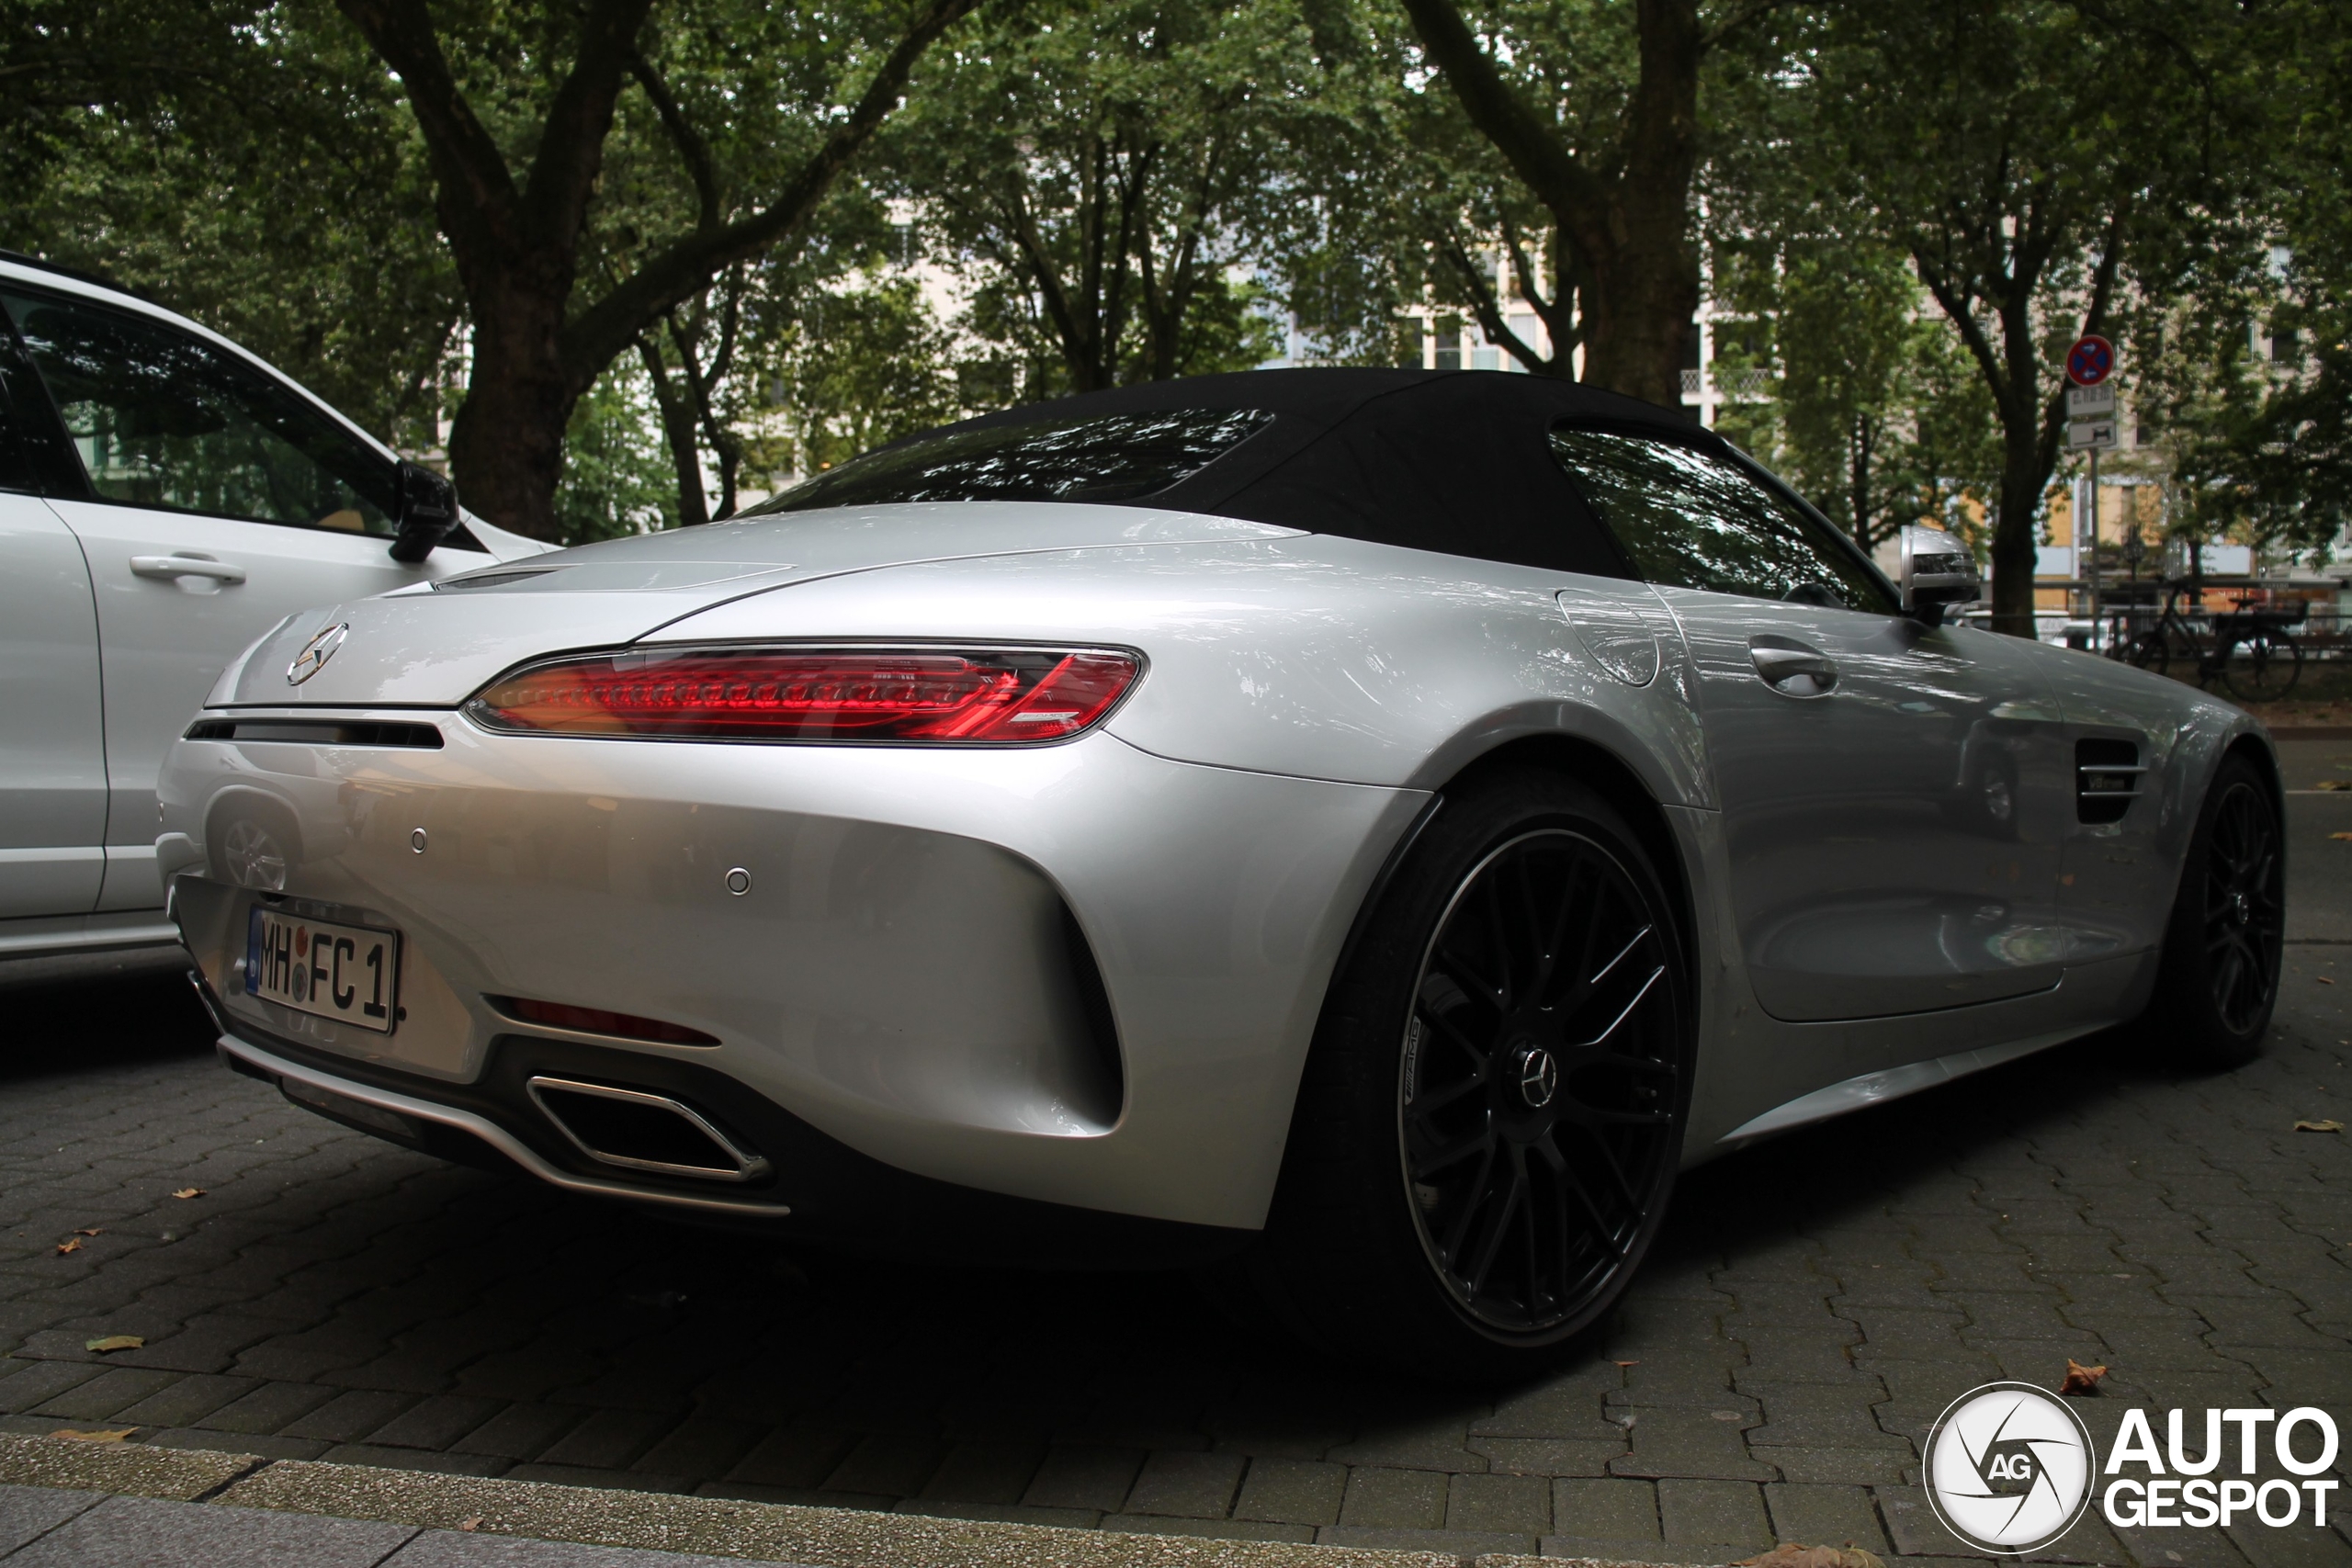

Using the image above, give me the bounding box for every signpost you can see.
[2066,334,2118,647]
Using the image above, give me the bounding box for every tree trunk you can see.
[1399,0,1700,410]
[1849,413,1872,545]
[637,336,708,527]
[1580,222,1696,408]
[339,0,979,540]
[445,284,577,542]
[1987,417,2050,637]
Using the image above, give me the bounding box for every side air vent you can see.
[526,1077,770,1183]
[186,718,443,749]
[1060,904,1126,1126]
[2076,739,2143,825]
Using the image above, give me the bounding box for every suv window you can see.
[1547,426,1894,614]
[742,408,1271,515]
[1,290,397,534]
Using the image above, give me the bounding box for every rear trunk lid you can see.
[211,502,1293,707]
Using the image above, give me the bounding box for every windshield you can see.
[741,407,1271,515]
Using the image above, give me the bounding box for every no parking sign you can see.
[2067,333,2115,387]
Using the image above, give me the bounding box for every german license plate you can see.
[245,906,398,1032]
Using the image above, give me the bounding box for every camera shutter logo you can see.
[1924,1382,2097,1553]
[286,623,350,686]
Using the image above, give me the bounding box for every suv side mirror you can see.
[1901,524,1980,626]
[389,460,458,563]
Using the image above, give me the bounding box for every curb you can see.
[0,1433,1694,1568]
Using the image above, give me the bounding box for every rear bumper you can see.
[163,711,1425,1232]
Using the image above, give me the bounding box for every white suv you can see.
[0,251,548,963]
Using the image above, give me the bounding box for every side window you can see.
[1,289,397,534]
[1547,426,1895,614]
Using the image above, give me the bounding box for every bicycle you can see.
[2111,580,2302,702]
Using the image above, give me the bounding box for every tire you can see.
[2222,630,2301,703]
[2147,756,2285,1069]
[1247,767,1693,1380]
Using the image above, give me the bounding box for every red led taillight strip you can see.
[466,648,1139,743]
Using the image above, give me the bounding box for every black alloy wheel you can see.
[1246,768,1691,1378]
[1401,829,1680,1334]
[2199,775,2284,1035]
[2147,756,2284,1068]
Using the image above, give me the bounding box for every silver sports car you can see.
[160,370,2283,1375]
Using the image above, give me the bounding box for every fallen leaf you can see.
[2324,977,2338,986]
[458,1517,483,1533]
[52,1428,136,1443]
[2333,832,2352,842]
[1612,1359,1640,1367]
[171,1188,205,1200]
[74,1227,102,1237]
[84,1336,143,1353]
[2318,780,2352,791]
[2059,1359,2109,1395]
[53,1238,81,1256]
[1737,1546,1886,1568]
[2295,1119,2345,1134]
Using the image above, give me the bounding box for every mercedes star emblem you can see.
[1515,1044,1558,1109]
[286,622,350,686]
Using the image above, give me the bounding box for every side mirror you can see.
[389,460,458,564]
[1901,524,1980,626]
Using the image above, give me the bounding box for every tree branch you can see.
[630,46,720,231]
[1443,236,1551,374]
[1698,0,1792,55]
[334,0,523,266]
[520,0,656,249]
[1397,0,1611,250]
[561,0,983,393]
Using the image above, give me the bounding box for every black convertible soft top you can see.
[906,369,1725,580]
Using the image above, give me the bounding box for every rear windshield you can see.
[741,407,1271,515]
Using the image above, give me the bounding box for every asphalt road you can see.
[2,741,2347,1566]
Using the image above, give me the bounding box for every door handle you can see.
[130,553,247,585]
[1749,640,1838,696]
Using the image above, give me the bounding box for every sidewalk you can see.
[0,1432,1627,1568]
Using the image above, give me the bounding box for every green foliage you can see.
[751,276,963,482]
[889,0,1324,394]
[2,0,459,451]
[550,365,678,546]
[2130,0,2351,561]
[6,0,2340,558]
[1713,241,2002,550]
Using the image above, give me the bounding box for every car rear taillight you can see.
[465,646,1140,743]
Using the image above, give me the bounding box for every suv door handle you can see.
[130,553,247,585]
[1749,640,1838,696]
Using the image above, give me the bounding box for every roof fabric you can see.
[921,369,1724,580]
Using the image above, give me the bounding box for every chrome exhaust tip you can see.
[525,1076,771,1183]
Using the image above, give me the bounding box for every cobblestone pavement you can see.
[4,742,2349,1568]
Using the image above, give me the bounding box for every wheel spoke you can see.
[1465,1148,1527,1295]
[1481,875,1519,1010]
[1405,1073,1487,1120]
[1586,925,1653,993]
[1420,997,1493,1065]
[1441,1136,1502,1260]
[1569,964,1667,1050]
[1413,1127,1491,1180]
[1529,861,1588,1002]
